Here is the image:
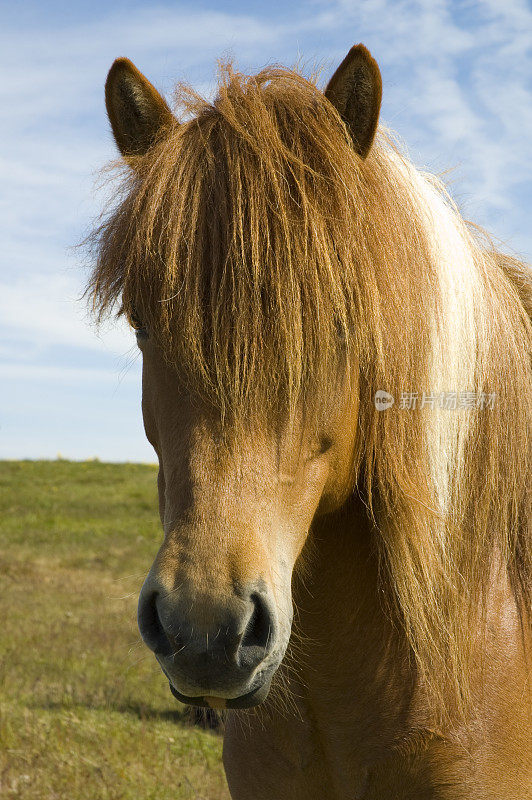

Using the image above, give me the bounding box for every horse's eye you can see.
[129,309,143,329]
[127,308,148,340]
[309,436,333,460]
[318,436,333,455]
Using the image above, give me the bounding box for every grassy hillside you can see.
[0,460,230,800]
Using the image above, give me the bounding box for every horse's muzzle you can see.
[137,577,279,706]
[167,674,273,709]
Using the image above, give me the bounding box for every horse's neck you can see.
[292,497,416,725]
[281,497,530,798]
[272,499,418,795]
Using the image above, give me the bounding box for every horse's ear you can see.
[325,44,382,159]
[105,58,174,157]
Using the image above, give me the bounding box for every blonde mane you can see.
[87,63,531,716]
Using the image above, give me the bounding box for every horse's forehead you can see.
[143,338,348,464]
[186,413,309,462]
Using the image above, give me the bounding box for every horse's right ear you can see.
[325,44,382,159]
[105,58,174,157]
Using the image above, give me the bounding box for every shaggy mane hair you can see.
[87,63,531,719]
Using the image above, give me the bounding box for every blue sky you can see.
[2,0,531,462]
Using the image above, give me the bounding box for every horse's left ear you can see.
[325,44,382,159]
[105,57,175,157]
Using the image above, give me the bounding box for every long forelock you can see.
[89,64,372,418]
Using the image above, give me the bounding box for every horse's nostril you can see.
[138,591,172,657]
[239,591,275,669]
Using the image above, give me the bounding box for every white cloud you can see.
[0,272,132,356]
[0,362,140,385]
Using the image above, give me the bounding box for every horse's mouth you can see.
[168,678,272,709]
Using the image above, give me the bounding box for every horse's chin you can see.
[168,677,272,709]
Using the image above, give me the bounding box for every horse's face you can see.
[103,46,382,708]
[137,336,358,707]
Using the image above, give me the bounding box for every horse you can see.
[88,45,532,799]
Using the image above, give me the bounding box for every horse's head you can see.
[136,336,359,707]
[102,46,381,708]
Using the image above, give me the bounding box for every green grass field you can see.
[0,460,230,800]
